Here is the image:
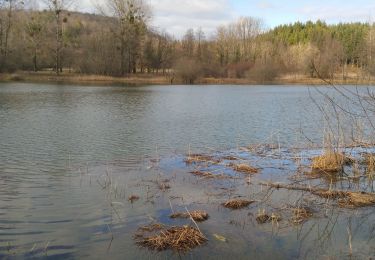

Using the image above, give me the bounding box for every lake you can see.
[0,83,374,259]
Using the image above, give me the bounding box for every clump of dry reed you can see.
[135,224,207,253]
[338,192,375,208]
[231,163,259,174]
[291,207,313,225]
[185,154,220,164]
[311,151,352,173]
[190,170,215,179]
[256,209,281,224]
[256,209,271,224]
[170,210,209,222]
[364,154,375,174]
[222,199,255,209]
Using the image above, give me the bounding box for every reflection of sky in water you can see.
[0,83,375,258]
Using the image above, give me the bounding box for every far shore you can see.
[1,71,375,86]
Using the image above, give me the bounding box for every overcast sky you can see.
[36,0,375,38]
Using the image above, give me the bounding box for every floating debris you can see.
[222,199,255,209]
[128,195,140,203]
[213,233,227,242]
[170,210,209,222]
[135,224,207,253]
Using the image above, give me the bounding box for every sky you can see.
[36,0,375,38]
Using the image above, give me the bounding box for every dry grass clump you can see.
[128,195,140,203]
[185,154,220,164]
[338,192,375,208]
[256,211,271,224]
[364,154,375,174]
[222,199,255,209]
[256,209,281,224]
[170,210,209,222]
[222,155,238,161]
[135,225,207,253]
[157,181,171,191]
[311,152,352,173]
[231,163,259,174]
[291,207,313,225]
[190,170,215,179]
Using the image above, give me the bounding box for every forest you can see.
[1,0,375,83]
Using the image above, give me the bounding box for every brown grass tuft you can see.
[338,192,375,208]
[135,225,207,253]
[364,154,375,174]
[232,163,259,174]
[291,207,313,225]
[311,152,351,173]
[222,199,255,209]
[128,195,140,203]
[170,210,209,222]
[185,154,220,164]
[190,170,215,179]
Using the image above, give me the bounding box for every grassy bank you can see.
[1,71,375,86]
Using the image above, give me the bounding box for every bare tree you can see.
[103,0,150,75]
[0,0,23,71]
[44,0,73,75]
[26,12,48,71]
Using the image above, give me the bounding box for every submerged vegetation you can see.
[127,140,375,254]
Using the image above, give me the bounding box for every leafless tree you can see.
[102,0,150,75]
[44,0,74,74]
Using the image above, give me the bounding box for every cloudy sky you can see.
[38,0,375,38]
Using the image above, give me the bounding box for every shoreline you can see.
[1,72,375,86]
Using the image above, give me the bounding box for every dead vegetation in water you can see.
[311,152,352,173]
[134,224,207,253]
[230,163,259,174]
[261,182,375,208]
[185,154,220,164]
[364,153,375,175]
[338,192,375,208]
[291,207,313,225]
[190,170,232,180]
[170,210,209,222]
[222,199,255,209]
[128,195,140,203]
[190,170,215,179]
[256,209,281,224]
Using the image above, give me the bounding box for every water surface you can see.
[0,83,373,259]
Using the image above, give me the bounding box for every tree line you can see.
[1,0,375,83]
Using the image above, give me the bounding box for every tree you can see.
[0,0,23,71]
[25,12,48,71]
[44,0,73,75]
[105,0,150,75]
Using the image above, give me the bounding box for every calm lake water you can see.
[0,83,374,259]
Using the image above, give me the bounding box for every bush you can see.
[246,59,281,83]
[173,58,202,84]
